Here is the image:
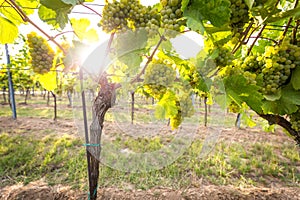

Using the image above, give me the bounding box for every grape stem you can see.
[248,36,278,45]
[247,24,267,56]
[130,34,166,84]
[259,114,300,146]
[231,21,254,54]
[5,0,67,55]
[52,31,75,40]
[80,3,102,17]
[278,0,299,45]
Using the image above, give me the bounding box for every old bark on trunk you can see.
[88,76,116,200]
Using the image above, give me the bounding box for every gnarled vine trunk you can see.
[88,76,116,200]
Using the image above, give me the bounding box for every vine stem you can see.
[130,34,166,84]
[80,3,102,17]
[247,24,267,55]
[6,0,67,55]
[259,114,300,146]
[278,0,299,45]
[52,31,75,39]
[231,21,254,54]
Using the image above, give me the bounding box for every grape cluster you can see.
[290,110,300,131]
[178,93,194,117]
[261,41,300,94]
[144,61,176,87]
[27,32,55,74]
[160,0,185,31]
[170,111,183,129]
[100,0,160,34]
[229,0,249,31]
[215,47,235,68]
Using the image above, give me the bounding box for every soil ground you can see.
[1,100,300,200]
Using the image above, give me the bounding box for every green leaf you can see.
[155,91,178,119]
[115,29,148,55]
[264,89,281,101]
[224,75,263,113]
[181,0,190,11]
[61,0,81,5]
[266,7,300,22]
[16,0,39,15]
[38,71,57,91]
[40,0,73,10]
[70,18,98,42]
[244,0,254,9]
[262,84,300,115]
[38,5,59,28]
[40,0,73,29]
[184,0,231,28]
[0,17,18,44]
[291,67,300,90]
[0,1,24,25]
[183,7,205,34]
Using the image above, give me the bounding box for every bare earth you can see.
[0,114,300,200]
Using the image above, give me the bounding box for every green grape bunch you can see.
[215,47,235,68]
[144,62,176,87]
[261,40,300,94]
[229,0,249,32]
[160,0,185,31]
[27,32,55,74]
[178,93,194,117]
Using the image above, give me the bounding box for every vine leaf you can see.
[40,0,73,29]
[224,75,263,113]
[38,5,59,28]
[38,71,57,91]
[183,0,231,29]
[155,91,178,120]
[70,18,98,42]
[262,84,300,115]
[0,17,18,44]
[16,0,39,15]
[291,67,300,90]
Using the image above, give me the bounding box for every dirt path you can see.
[1,180,300,200]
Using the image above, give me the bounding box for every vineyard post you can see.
[4,44,17,119]
[131,91,135,124]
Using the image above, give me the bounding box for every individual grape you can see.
[27,32,55,74]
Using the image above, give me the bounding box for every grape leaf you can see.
[70,18,98,42]
[224,75,263,113]
[291,67,300,90]
[61,0,81,5]
[115,29,148,56]
[40,0,72,10]
[0,17,18,44]
[181,0,190,11]
[40,0,73,29]
[183,0,231,28]
[155,91,178,119]
[38,71,57,91]
[16,0,39,15]
[262,84,300,115]
[38,5,59,28]
[0,1,23,25]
